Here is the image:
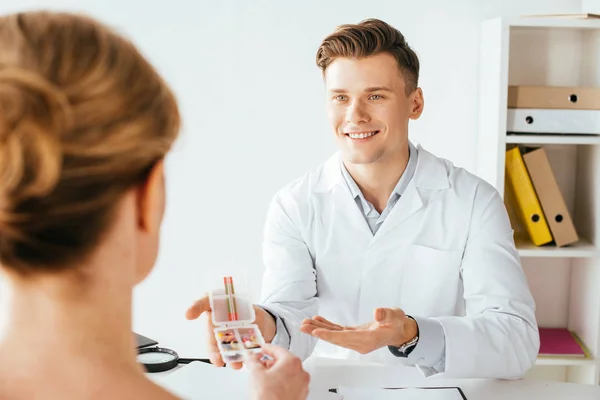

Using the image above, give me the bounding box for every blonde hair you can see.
[316,18,420,95]
[0,11,180,274]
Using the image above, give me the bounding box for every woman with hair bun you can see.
[0,10,309,400]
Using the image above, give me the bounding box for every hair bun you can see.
[0,68,73,205]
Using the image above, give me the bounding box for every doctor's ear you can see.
[137,159,166,235]
[409,88,424,120]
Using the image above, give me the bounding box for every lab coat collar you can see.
[315,143,450,193]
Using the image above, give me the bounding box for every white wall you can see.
[582,0,600,14]
[0,0,584,357]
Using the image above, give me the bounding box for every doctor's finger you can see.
[312,316,346,330]
[300,321,339,335]
[313,329,366,346]
[185,295,211,320]
[374,307,406,323]
[229,362,244,370]
[205,311,225,367]
[302,318,343,331]
[300,323,320,335]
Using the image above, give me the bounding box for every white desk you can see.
[149,357,600,399]
[301,357,600,399]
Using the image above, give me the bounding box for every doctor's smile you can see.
[344,130,379,140]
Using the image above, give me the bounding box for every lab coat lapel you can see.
[371,145,450,244]
[371,181,423,242]
[314,152,374,238]
[332,186,374,237]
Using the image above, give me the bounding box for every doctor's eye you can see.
[368,94,383,100]
[334,95,348,101]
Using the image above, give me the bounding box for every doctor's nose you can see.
[345,101,370,124]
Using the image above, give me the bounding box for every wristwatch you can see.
[388,316,419,357]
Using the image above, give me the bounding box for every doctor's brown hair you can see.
[0,11,180,274]
[316,18,420,96]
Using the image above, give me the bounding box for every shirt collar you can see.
[340,141,419,205]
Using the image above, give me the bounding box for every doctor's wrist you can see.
[391,316,418,348]
[253,305,277,343]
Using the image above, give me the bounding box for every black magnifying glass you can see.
[137,346,216,372]
[134,333,215,373]
[137,347,180,372]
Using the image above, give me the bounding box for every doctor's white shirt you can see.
[339,141,445,370]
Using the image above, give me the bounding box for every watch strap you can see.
[388,316,419,357]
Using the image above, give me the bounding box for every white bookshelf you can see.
[506,134,600,145]
[516,237,597,258]
[477,16,600,385]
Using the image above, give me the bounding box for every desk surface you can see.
[302,358,600,400]
[150,357,600,400]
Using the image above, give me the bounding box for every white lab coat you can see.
[260,144,540,379]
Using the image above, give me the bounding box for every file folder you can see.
[505,147,553,246]
[522,147,578,247]
[507,109,600,135]
[504,175,530,245]
[508,86,600,110]
[538,327,587,357]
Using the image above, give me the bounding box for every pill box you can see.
[209,277,265,363]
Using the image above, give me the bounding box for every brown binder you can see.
[508,86,600,110]
[522,147,578,247]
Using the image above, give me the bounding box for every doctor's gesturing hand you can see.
[300,308,418,354]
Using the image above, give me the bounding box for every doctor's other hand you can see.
[184,295,277,369]
[300,308,418,354]
[246,344,310,400]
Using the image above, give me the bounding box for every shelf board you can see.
[508,16,600,30]
[516,237,597,258]
[535,355,597,367]
[505,134,600,145]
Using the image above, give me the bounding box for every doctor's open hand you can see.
[185,295,277,369]
[246,343,310,400]
[300,308,418,354]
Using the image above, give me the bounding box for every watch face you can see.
[400,336,419,353]
[388,333,419,357]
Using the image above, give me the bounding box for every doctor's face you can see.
[324,52,423,165]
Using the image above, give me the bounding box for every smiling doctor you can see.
[186,18,540,379]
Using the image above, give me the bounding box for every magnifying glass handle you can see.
[177,358,211,364]
[178,358,225,367]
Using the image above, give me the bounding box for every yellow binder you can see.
[504,174,529,246]
[505,146,553,246]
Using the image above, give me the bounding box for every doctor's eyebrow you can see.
[363,86,394,93]
[328,86,394,94]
